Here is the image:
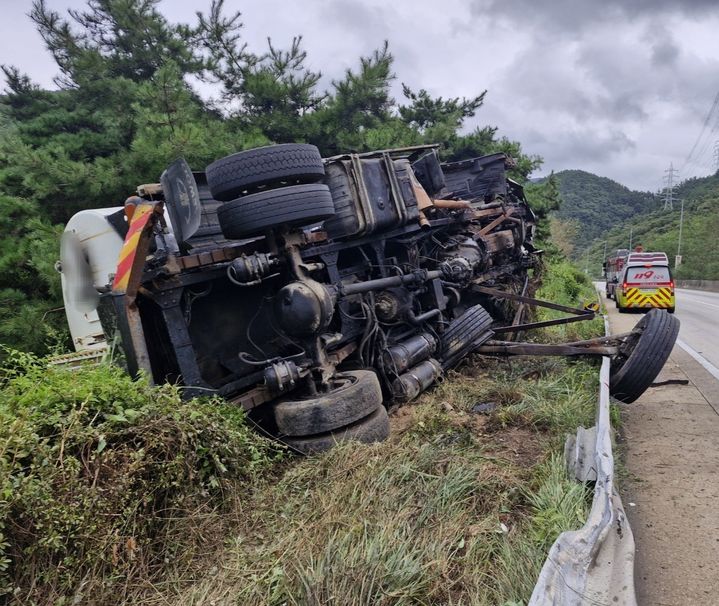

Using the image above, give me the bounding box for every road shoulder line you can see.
[676,338,719,382]
[673,341,719,416]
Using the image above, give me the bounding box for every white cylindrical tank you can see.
[60,208,125,351]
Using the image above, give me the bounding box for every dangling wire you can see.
[183,283,213,326]
[246,295,272,357]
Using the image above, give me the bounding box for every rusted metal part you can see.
[471,206,505,220]
[475,283,596,334]
[482,229,516,253]
[563,332,632,346]
[410,171,435,211]
[494,314,594,334]
[125,305,153,380]
[177,245,249,271]
[304,229,329,244]
[472,285,595,316]
[477,340,618,357]
[228,385,273,411]
[164,236,297,276]
[325,143,439,161]
[477,207,514,236]
[529,316,637,606]
[111,202,164,380]
[506,276,530,342]
[472,262,522,284]
[432,199,471,209]
[328,341,358,366]
[511,277,529,329]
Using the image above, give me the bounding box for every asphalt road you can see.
[599,285,719,605]
[673,288,719,376]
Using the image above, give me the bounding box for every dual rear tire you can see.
[273,370,389,454]
[206,144,335,239]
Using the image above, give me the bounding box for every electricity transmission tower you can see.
[714,140,719,173]
[663,163,679,211]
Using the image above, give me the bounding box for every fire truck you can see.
[603,249,630,299]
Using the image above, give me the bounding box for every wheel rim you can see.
[288,373,358,403]
[610,314,648,374]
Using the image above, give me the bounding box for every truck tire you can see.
[274,370,382,437]
[441,304,494,361]
[610,309,680,403]
[281,406,390,455]
[206,144,325,201]
[217,183,334,238]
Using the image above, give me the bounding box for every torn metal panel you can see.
[529,317,637,606]
[564,426,598,483]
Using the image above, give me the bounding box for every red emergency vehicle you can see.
[603,249,630,299]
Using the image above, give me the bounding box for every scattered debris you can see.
[471,401,499,414]
[649,379,689,387]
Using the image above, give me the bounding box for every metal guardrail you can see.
[675,279,719,292]
[529,316,637,605]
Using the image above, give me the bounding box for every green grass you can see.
[0,353,600,606]
[0,351,282,604]
[1,262,604,605]
[534,259,604,342]
[132,357,595,606]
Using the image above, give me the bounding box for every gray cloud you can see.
[2,0,718,190]
[651,38,680,67]
[528,127,637,165]
[470,0,719,34]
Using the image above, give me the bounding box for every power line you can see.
[682,92,719,170]
[681,90,719,176]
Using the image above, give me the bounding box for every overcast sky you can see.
[2,0,719,191]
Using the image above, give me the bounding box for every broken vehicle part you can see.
[530,317,637,606]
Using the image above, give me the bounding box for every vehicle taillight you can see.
[622,282,628,291]
[669,280,674,290]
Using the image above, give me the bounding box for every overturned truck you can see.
[58,144,678,453]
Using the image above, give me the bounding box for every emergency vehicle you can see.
[604,249,630,299]
[612,252,675,313]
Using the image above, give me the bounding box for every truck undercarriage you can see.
[59,143,679,453]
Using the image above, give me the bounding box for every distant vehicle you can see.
[611,251,675,313]
[603,248,630,299]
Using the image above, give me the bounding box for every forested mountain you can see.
[0,0,560,354]
[552,169,660,245]
[579,172,719,279]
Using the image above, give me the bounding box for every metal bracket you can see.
[477,333,632,358]
[471,284,596,333]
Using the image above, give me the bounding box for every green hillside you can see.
[579,172,719,279]
[552,170,660,244]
